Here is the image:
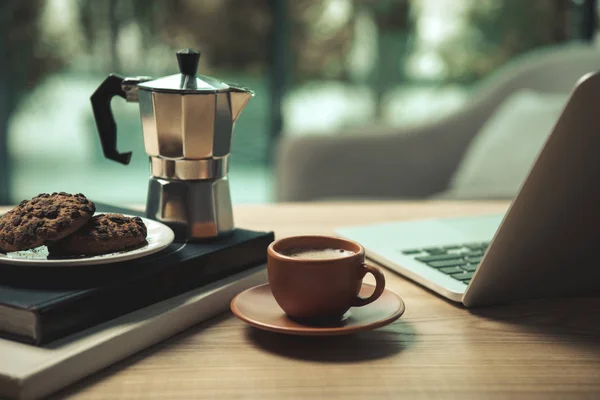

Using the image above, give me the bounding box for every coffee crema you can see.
[282,247,355,260]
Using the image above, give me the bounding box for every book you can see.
[0,204,274,345]
[0,264,267,400]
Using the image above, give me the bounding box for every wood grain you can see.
[5,201,600,399]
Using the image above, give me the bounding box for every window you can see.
[0,0,593,205]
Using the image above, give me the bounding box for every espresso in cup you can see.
[267,235,386,321]
[282,247,355,260]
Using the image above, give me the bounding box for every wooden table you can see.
[11,201,600,399]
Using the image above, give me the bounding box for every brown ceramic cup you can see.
[267,235,386,320]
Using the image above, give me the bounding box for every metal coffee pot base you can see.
[145,177,234,240]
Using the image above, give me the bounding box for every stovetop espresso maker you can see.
[90,48,253,240]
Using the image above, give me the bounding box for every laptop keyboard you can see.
[400,242,490,284]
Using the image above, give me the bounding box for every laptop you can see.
[336,71,600,307]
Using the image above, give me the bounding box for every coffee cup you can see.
[267,235,386,321]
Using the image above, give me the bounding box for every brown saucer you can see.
[230,283,405,336]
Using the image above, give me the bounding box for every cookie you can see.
[0,192,96,253]
[47,214,148,256]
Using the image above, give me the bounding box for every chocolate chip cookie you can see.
[47,214,148,256]
[0,192,96,253]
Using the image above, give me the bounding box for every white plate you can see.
[0,215,175,267]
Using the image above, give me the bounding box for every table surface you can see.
[6,201,600,399]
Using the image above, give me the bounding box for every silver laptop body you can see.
[337,71,600,307]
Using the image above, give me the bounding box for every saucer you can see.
[230,283,405,336]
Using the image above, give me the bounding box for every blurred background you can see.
[0,0,598,206]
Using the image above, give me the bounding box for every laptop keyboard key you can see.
[465,256,482,264]
[462,250,484,258]
[422,247,440,251]
[438,266,464,274]
[463,264,478,272]
[416,254,462,262]
[427,259,468,268]
[401,249,422,255]
[443,245,461,250]
[423,247,447,255]
[452,271,474,281]
[463,243,484,250]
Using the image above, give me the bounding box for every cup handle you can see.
[352,263,386,307]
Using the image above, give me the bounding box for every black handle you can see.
[90,73,132,165]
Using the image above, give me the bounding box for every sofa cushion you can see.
[443,89,569,199]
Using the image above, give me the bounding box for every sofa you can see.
[274,42,600,202]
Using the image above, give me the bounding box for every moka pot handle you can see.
[90,73,132,165]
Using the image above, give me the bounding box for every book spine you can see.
[34,232,274,345]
